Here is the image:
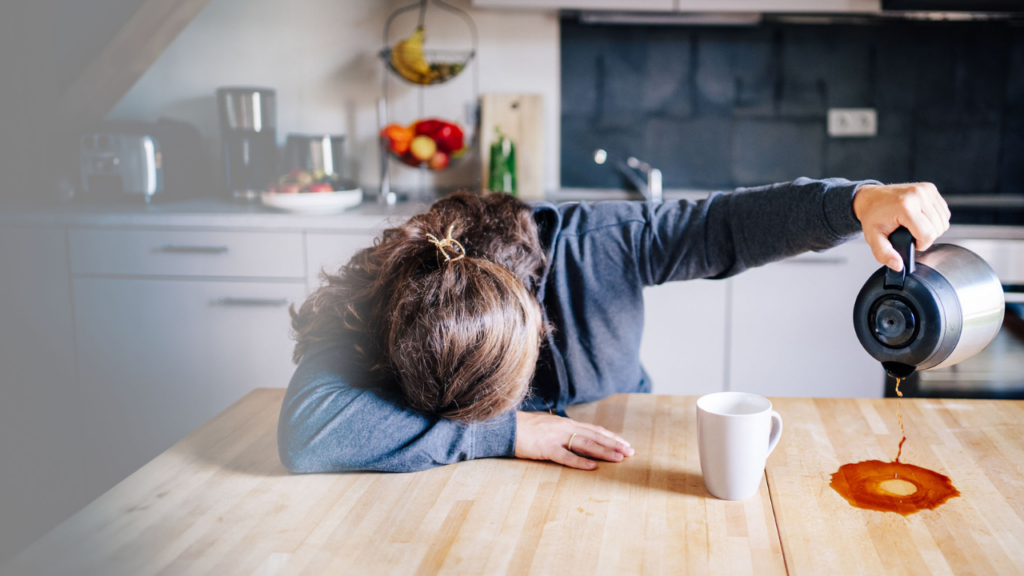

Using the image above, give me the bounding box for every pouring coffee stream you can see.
[831,226,1004,515]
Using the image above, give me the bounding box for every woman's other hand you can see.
[514,411,635,470]
[853,182,951,271]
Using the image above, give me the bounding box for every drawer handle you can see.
[212,297,290,308]
[155,245,230,255]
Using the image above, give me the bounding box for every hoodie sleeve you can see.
[277,343,517,474]
[570,177,878,287]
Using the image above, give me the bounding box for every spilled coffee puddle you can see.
[830,379,959,516]
[830,459,960,516]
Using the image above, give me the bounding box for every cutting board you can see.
[766,397,1024,575]
[479,93,544,200]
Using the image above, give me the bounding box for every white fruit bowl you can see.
[260,188,363,214]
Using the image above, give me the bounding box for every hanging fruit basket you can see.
[378,0,480,198]
[380,1,477,87]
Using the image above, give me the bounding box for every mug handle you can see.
[767,410,783,457]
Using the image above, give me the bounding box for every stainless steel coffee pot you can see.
[854,227,1005,379]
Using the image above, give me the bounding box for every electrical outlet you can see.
[827,108,877,138]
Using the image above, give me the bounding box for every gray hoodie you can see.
[277,177,877,473]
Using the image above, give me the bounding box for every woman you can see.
[279,178,949,473]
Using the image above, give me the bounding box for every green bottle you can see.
[488,127,516,195]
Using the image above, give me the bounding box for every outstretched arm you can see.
[598,177,948,285]
[641,177,877,284]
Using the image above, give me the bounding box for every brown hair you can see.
[290,192,549,422]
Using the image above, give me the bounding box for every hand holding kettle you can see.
[853,182,951,271]
[846,181,1003,379]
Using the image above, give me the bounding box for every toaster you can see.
[78,119,209,203]
[80,133,164,201]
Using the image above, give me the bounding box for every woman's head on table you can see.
[291,192,548,422]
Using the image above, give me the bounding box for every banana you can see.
[390,55,425,84]
[391,26,431,84]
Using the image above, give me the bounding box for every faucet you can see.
[593,149,663,203]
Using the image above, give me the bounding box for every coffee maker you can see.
[217,87,277,200]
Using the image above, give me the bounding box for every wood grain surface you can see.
[5,391,784,576]
[766,397,1024,575]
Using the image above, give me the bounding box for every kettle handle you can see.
[884,226,916,290]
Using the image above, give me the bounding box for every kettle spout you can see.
[882,361,916,380]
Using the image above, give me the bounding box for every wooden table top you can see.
[5,390,1024,575]
[767,396,1024,576]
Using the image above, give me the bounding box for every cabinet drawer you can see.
[305,232,376,292]
[69,229,305,278]
[72,277,305,499]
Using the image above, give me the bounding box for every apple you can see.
[308,182,333,193]
[432,123,463,153]
[280,183,301,194]
[430,148,450,169]
[409,135,437,162]
[413,119,444,137]
[429,150,450,170]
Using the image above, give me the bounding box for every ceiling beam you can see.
[58,0,213,131]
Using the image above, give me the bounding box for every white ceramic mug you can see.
[697,392,783,501]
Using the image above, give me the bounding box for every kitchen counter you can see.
[0,198,432,232]
[6,391,1023,575]
[2,196,1024,240]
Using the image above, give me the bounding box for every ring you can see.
[567,433,577,452]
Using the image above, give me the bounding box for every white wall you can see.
[109,0,561,193]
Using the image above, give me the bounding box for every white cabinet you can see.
[0,227,85,565]
[48,225,380,502]
[305,232,376,292]
[69,229,305,279]
[72,277,305,499]
[728,241,885,398]
[640,279,728,395]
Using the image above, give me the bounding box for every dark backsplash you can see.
[560,18,1024,209]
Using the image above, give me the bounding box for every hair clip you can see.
[426,224,466,263]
